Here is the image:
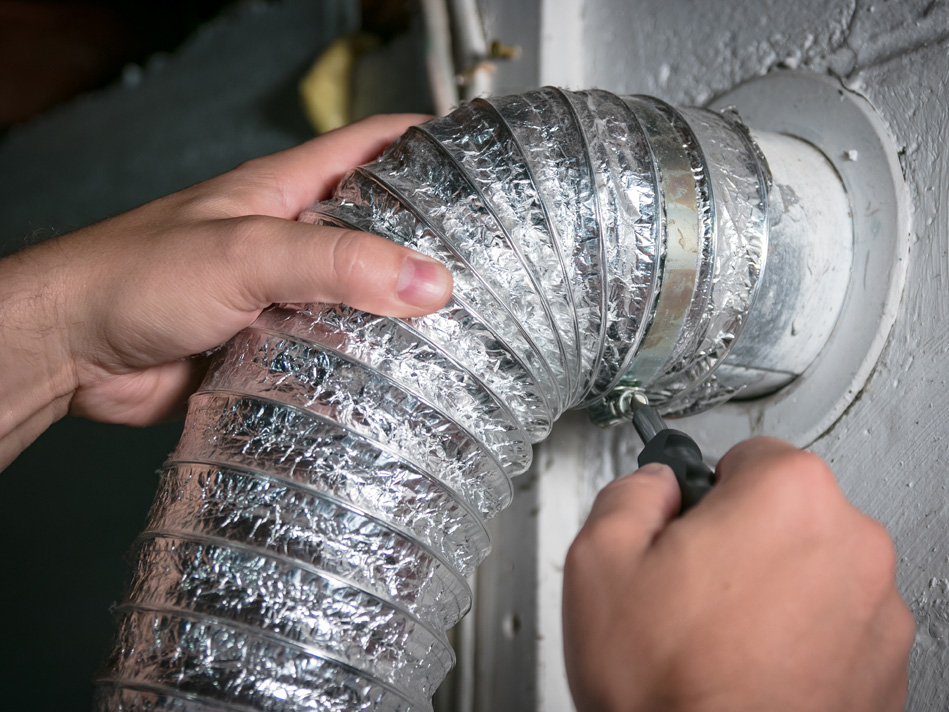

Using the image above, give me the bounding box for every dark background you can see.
[0,0,430,706]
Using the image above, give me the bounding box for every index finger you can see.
[251,113,432,217]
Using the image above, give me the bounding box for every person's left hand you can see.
[0,114,452,469]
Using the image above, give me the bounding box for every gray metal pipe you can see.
[94,87,849,711]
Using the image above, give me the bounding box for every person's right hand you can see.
[563,437,915,712]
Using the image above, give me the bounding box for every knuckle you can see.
[569,516,629,564]
[719,435,791,469]
[727,449,843,538]
[167,181,237,219]
[215,215,270,283]
[563,536,587,574]
[222,214,267,252]
[217,162,289,216]
[213,215,282,309]
[862,518,900,582]
[783,449,836,487]
[564,530,601,577]
[720,439,838,503]
[765,449,838,509]
[232,156,277,186]
[572,516,615,550]
[328,230,379,286]
[893,600,918,652]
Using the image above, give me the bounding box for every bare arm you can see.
[0,114,452,470]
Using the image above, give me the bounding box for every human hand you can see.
[562,437,915,712]
[0,114,452,469]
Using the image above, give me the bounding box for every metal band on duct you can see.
[94,88,769,711]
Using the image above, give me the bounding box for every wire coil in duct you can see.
[95,88,769,711]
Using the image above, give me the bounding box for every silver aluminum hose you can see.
[94,88,771,711]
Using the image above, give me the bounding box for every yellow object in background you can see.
[300,33,380,134]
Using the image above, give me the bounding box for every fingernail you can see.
[397,256,452,308]
[636,463,672,476]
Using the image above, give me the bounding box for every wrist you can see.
[0,241,79,469]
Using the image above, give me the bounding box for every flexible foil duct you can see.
[95,88,768,711]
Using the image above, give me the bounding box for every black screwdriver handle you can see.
[637,429,716,513]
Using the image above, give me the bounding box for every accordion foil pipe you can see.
[95,88,773,711]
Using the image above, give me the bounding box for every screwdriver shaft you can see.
[629,391,665,444]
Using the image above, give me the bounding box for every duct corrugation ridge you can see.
[95,88,768,711]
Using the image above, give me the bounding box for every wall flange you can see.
[680,71,910,459]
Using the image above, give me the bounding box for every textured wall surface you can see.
[477,0,949,710]
[1,0,945,708]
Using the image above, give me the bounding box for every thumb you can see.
[216,217,454,318]
[583,463,682,556]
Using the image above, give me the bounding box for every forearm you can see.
[0,242,77,470]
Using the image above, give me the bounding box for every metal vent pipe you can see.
[94,87,850,711]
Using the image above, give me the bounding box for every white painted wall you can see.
[473,1,949,710]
